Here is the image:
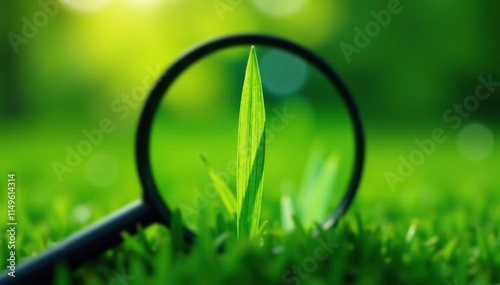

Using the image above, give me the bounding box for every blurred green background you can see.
[1,0,499,262]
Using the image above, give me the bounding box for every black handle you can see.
[0,200,156,284]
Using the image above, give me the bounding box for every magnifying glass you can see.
[0,34,364,284]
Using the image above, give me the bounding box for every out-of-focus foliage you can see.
[0,1,499,283]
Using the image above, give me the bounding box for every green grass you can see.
[5,203,499,285]
[1,133,499,284]
[198,46,342,246]
[1,53,499,285]
[200,47,344,242]
[201,46,267,240]
[235,46,266,240]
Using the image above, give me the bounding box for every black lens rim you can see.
[135,34,364,237]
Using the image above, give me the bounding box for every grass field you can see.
[1,1,499,284]
[1,124,499,284]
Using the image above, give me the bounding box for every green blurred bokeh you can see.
[1,0,499,235]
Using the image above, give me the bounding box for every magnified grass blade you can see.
[200,154,237,217]
[299,151,339,227]
[171,209,188,254]
[281,193,295,233]
[237,46,266,239]
[256,220,269,237]
[281,181,297,232]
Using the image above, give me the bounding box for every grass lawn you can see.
[1,123,499,285]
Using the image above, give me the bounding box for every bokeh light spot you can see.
[85,152,119,187]
[127,0,169,7]
[71,204,92,223]
[61,0,113,13]
[251,0,307,17]
[260,50,308,97]
[456,123,495,161]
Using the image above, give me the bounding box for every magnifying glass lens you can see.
[150,47,355,232]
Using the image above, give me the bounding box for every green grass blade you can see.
[237,46,266,239]
[200,154,237,216]
[171,209,188,254]
[281,194,295,233]
[280,181,297,232]
[299,151,339,227]
[256,220,269,237]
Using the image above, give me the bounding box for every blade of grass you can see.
[256,220,269,238]
[171,209,188,254]
[237,46,266,239]
[281,193,295,233]
[299,150,339,227]
[200,154,237,217]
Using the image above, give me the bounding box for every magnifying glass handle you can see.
[0,200,155,285]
